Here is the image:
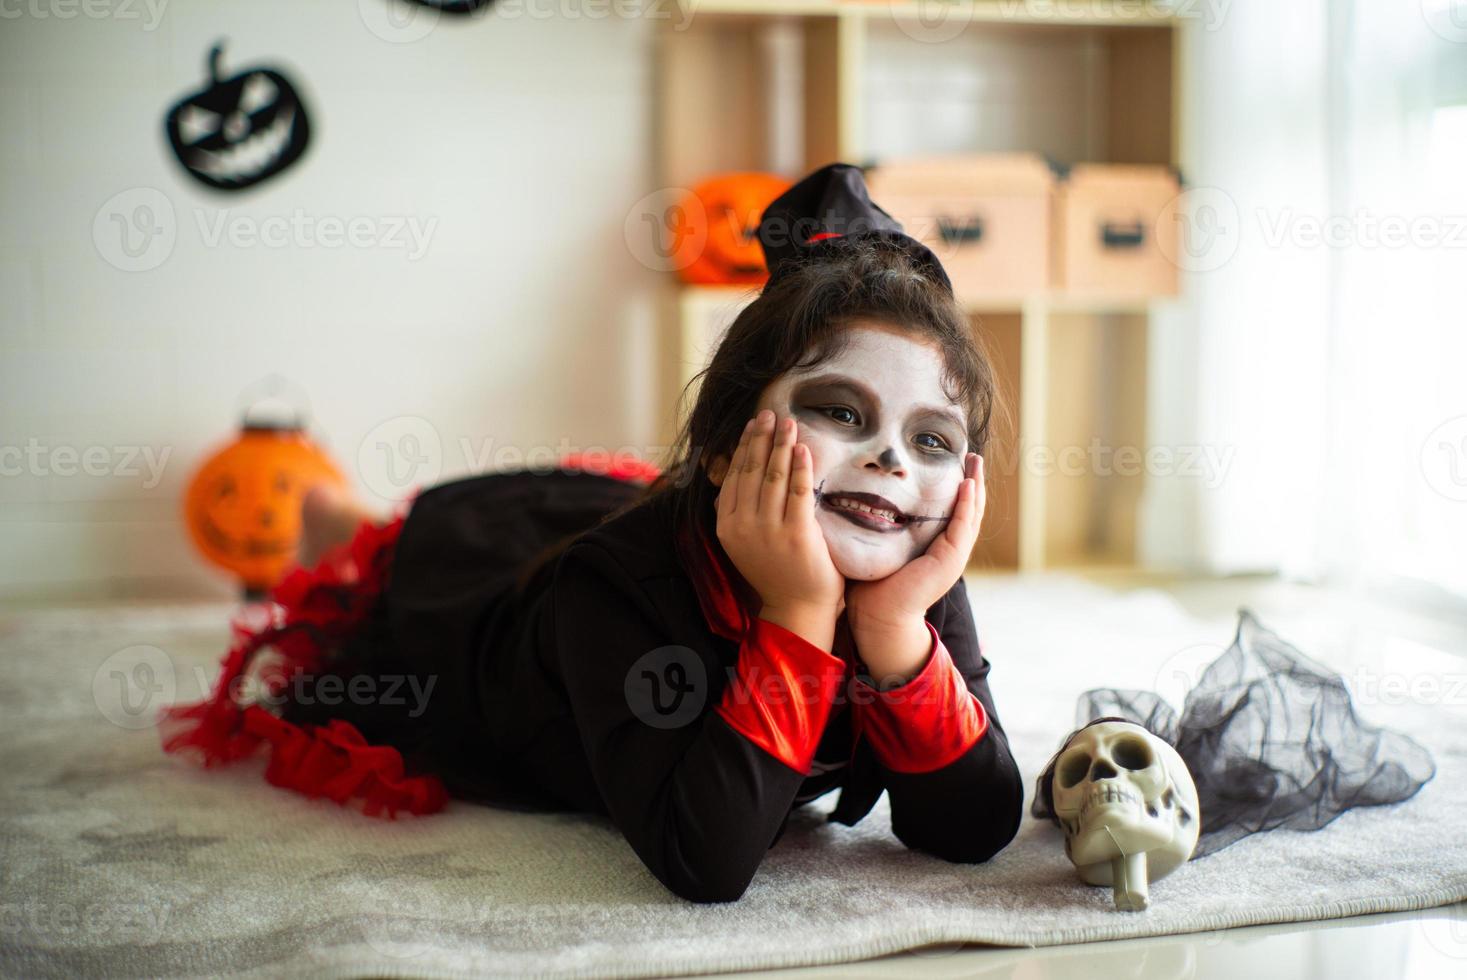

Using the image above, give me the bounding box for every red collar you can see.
[680,522,751,643]
[680,520,857,668]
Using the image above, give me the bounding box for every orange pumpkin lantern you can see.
[675,172,791,285]
[183,420,347,597]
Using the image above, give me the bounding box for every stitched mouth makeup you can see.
[813,480,949,533]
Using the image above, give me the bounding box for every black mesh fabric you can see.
[1031,610,1437,859]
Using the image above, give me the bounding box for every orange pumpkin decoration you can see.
[675,172,791,285]
[183,421,347,597]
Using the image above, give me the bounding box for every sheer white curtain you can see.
[1173,0,1331,576]
[1178,0,1467,601]
[1323,0,1467,600]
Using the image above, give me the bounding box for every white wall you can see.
[0,0,660,598]
[864,20,1108,164]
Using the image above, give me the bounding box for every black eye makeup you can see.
[914,432,951,453]
[822,404,859,426]
[790,375,966,457]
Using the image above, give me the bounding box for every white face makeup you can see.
[727,320,970,581]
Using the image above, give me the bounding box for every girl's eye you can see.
[915,432,951,453]
[817,405,950,452]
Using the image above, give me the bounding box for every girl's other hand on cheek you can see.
[845,451,984,640]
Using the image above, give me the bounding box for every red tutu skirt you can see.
[156,512,452,818]
[158,454,662,820]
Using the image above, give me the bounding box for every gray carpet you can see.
[2,579,1464,978]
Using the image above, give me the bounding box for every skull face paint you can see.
[736,320,969,581]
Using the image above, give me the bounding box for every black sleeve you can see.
[550,540,840,903]
[876,583,1025,863]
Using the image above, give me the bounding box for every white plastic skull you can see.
[1049,720,1200,911]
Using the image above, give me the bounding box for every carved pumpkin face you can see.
[184,426,345,591]
[676,172,791,285]
[165,43,311,191]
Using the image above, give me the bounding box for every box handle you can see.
[937,216,985,245]
[1100,221,1146,249]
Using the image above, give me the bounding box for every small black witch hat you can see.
[755,162,953,294]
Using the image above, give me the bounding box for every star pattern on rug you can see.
[78,821,226,867]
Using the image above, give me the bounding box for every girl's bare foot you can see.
[298,483,383,568]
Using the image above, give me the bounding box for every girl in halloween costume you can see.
[158,164,1024,903]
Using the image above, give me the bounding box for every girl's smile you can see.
[817,484,910,530]
[814,482,955,530]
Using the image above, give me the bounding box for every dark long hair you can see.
[516,237,1006,608]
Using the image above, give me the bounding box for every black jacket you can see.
[341,472,1026,903]
[460,477,1025,903]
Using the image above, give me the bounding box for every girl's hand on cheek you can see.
[845,452,984,642]
[716,410,846,645]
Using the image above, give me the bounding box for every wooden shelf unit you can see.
[656,2,1181,573]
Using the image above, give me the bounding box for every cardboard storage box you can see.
[866,153,1054,305]
[1052,164,1181,297]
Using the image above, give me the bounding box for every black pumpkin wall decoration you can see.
[165,43,311,192]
